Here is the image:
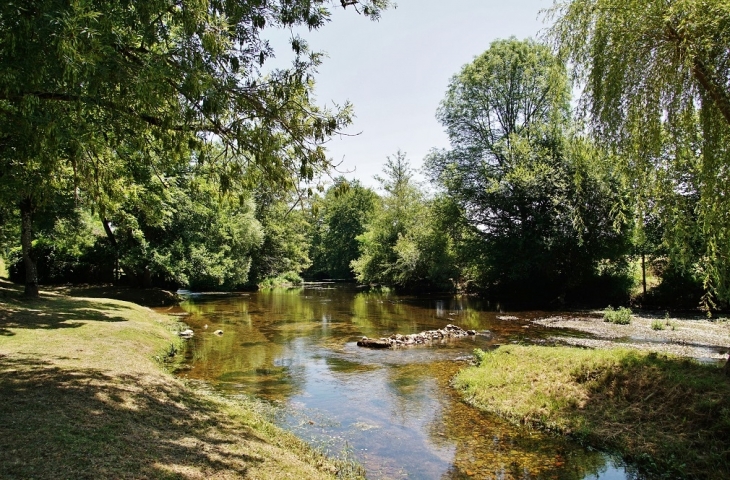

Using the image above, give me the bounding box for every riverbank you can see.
[532,311,730,361]
[454,345,730,478]
[0,280,357,479]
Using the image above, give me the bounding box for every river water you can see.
[164,285,639,479]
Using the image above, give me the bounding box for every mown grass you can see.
[0,280,357,479]
[454,345,730,479]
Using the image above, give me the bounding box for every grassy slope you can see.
[454,345,730,479]
[0,280,348,479]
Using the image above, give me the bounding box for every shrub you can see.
[258,271,304,288]
[603,306,632,325]
[651,319,665,330]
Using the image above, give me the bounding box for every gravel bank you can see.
[533,313,730,361]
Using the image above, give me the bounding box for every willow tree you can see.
[548,0,730,311]
[0,0,389,296]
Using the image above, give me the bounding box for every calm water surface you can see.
[163,285,639,479]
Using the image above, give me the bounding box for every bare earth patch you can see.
[533,313,730,360]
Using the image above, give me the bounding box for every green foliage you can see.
[603,306,632,325]
[351,152,457,290]
[248,191,312,285]
[0,0,390,295]
[651,319,665,331]
[427,38,633,304]
[548,0,730,309]
[258,271,304,288]
[472,348,488,366]
[307,178,378,279]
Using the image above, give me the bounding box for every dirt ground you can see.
[532,312,730,361]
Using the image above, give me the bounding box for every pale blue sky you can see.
[267,0,552,187]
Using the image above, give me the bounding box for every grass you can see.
[603,305,632,324]
[454,345,730,479]
[0,279,357,479]
[650,319,665,330]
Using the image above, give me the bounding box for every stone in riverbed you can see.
[356,324,485,349]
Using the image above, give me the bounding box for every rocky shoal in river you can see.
[357,324,480,349]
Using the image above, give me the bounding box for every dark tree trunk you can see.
[20,197,38,298]
[642,253,647,297]
[724,356,730,377]
[101,217,151,288]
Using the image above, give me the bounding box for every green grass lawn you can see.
[0,280,356,479]
[455,345,730,479]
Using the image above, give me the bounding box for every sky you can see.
[266,0,552,188]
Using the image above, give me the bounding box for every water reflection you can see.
[166,285,636,479]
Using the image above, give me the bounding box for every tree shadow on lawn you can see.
[0,357,275,479]
[0,297,132,333]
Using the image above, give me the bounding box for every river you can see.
[162,284,640,479]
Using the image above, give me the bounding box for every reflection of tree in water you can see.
[178,297,306,402]
[350,291,425,336]
[425,362,614,480]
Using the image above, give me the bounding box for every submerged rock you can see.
[356,324,483,349]
[178,329,194,338]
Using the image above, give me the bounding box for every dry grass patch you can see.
[454,345,730,479]
[0,281,353,479]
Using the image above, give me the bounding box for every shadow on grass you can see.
[0,296,133,331]
[0,356,270,479]
[570,351,730,477]
[64,285,180,307]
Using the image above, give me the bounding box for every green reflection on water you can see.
[170,287,631,479]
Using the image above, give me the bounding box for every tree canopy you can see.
[0,0,389,295]
[548,0,730,308]
[427,38,632,303]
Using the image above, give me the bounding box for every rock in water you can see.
[356,337,392,348]
[178,329,194,338]
[356,324,483,349]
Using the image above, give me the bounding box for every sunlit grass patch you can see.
[454,345,730,479]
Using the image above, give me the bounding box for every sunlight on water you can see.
[165,285,639,479]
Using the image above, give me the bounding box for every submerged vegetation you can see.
[455,345,730,478]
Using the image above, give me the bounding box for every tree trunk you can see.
[724,356,730,377]
[101,217,151,288]
[642,253,647,297]
[20,197,39,298]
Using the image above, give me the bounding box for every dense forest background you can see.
[2,1,728,311]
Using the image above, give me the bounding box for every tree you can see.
[548,0,730,310]
[352,152,456,290]
[307,177,378,279]
[248,187,313,285]
[427,38,632,304]
[0,0,389,296]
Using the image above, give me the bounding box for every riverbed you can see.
[162,285,640,479]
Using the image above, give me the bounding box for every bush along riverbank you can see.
[454,345,730,479]
[0,280,359,479]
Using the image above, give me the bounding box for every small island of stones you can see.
[356,324,481,349]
